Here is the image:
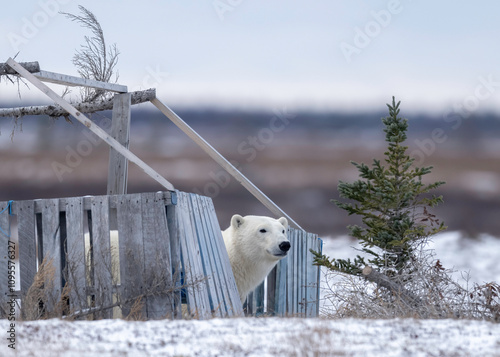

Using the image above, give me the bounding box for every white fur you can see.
[222,214,290,303]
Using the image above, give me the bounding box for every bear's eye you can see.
[282,230,285,234]
[259,229,267,233]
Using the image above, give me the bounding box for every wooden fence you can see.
[0,190,322,320]
[246,229,322,317]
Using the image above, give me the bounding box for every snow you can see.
[321,231,500,285]
[1,317,499,356]
[1,231,499,356]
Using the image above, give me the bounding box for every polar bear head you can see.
[222,214,290,302]
[227,214,290,261]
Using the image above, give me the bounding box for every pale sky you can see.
[2,0,500,113]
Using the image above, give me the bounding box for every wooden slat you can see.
[197,194,233,316]
[275,254,288,316]
[6,58,175,192]
[0,201,11,314]
[297,230,304,316]
[40,198,61,313]
[195,193,238,317]
[90,196,113,319]
[266,266,277,316]
[199,195,243,316]
[285,229,292,315]
[315,237,323,316]
[64,197,88,314]
[297,230,305,316]
[107,93,131,196]
[305,233,319,317]
[150,97,302,230]
[175,193,197,316]
[176,192,211,319]
[194,194,227,316]
[116,193,145,318]
[33,70,128,93]
[141,192,174,319]
[16,201,37,297]
[188,194,222,317]
[165,194,182,318]
[254,282,265,315]
[245,293,253,316]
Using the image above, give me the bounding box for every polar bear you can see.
[222,214,291,303]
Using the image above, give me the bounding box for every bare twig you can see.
[61,6,119,103]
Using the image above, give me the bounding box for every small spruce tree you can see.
[313,97,446,303]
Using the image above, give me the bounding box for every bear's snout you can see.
[279,241,291,253]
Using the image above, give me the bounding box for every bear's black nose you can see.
[279,241,291,252]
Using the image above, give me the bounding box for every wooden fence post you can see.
[107,93,131,196]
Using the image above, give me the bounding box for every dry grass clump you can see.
[320,247,500,321]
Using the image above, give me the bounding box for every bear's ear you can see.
[231,214,245,229]
[278,217,288,230]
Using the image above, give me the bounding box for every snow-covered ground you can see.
[2,316,500,357]
[1,231,499,356]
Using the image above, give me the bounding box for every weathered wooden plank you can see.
[116,193,145,318]
[90,196,113,319]
[293,229,300,316]
[16,201,37,297]
[177,192,211,319]
[33,70,128,93]
[195,194,227,316]
[275,254,288,316]
[315,237,323,316]
[296,230,303,316]
[305,233,319,317]
[6,58,175,192]
[286,229,296,316]
[150,97,301,229]
[245,292,254,316]
[254,282,265,315]
[266,266,277,316]
[175,193,197,317]
[165,194,182,318]
[64,197,88,314]
[40,198,62,313]
[197,194,234,317]
[107,93,131,196]
[0,201,12,314]
[298,230,305,317]
[188,193,222,317]
[141,192,174,319]
[199,195,243,316]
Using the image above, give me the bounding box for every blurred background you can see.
[1,1,500,238]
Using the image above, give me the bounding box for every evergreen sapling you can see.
[313,97,446,304]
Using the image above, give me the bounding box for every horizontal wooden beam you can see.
[150,97,303,230]
[33,70,127,93]
[6,57,174,192]
[0,89,156,118]
[6,191,177,215]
